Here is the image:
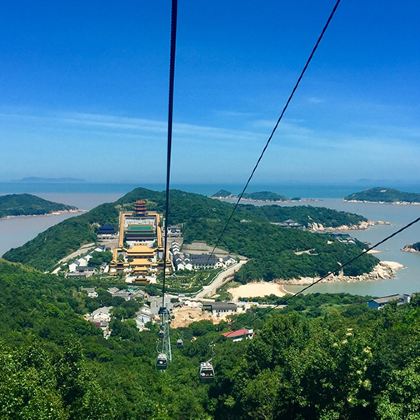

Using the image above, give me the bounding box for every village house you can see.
[368,294,411,310]
[202,301,238,316]
[222,328,254,342]
[88,306,113,339]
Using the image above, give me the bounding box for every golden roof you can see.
[127,245,156,254]
[131,258,153,266]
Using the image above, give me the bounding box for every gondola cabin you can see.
[176,338,184,348]
[199,361,214,382]
[156,353,168,370]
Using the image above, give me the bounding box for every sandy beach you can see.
[228,281,289,300]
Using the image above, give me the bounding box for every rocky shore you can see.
[402,244,420,253]
[275,261,404,286]
[345,199,420,206]
[309,219,389,232]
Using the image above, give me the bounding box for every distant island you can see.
[12,177,86,183]
[0,193,78,218]
[212,190,288,201]
[402,242,420,253]
[345,187,420,204]
[212,189,233,198]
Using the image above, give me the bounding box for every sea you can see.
[0,182,419,297]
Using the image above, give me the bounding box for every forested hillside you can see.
[0,193,77,218]
[0,260,418,419]
[4,188,377,279]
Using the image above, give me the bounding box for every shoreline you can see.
[309,219,389,233]
[0,209,83,221]
[402,245,420,254]
[345,199,420,206]
[227,261,404,300]
[275,261,404,286]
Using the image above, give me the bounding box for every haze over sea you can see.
[0,182,419,297]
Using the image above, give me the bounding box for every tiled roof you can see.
[222,328,251,338]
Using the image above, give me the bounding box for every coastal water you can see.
[0,183,419,297]
[281,199,420,296]
[0,193,121,256]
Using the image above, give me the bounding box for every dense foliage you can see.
[0,193,76,218]
[4,187,377,280]
[0,260,418,419]
[345,187,420,203]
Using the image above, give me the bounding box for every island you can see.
[242,191,288,201]
[4,187,379,283]
[345,187,420,204]
[0,193,78,218]
[402,242,420,253]
[211,189,233,198]
[213,189,288,201]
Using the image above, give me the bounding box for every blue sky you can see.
[0,0,419,185]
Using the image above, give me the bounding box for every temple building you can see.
[110,199,166,282]
[134,200,147,217]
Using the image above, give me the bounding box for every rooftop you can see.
[126,225,154,232]
[127,245,156,254]
[222,328,253,339]
[370,294,410,304]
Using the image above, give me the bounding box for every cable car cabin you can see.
[176,338,184,348]
[156,353,168,370]
[158,307,169,316]
[199,362,214,382]
[158,328,165,338]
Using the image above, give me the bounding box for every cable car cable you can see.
[206,0,342,265]
[161,0,178,308]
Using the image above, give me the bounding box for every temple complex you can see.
[110,200,166,282]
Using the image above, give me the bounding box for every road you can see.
[195,259,248,299]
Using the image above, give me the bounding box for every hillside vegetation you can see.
[345,187,420,203]
[0,260,418,419]
[0,193,77,218]
[4,188,377,279]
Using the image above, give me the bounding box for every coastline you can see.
[309,219,389,232]
[345,199,420,206]
[275,261,404,286]
[226,261,404,300]
[0,209,83,221]
[402,245,420,254]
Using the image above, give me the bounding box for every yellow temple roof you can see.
[127,245,156,254]
[131,258,153,266]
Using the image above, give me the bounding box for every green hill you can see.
[0,259,418,419]
[345,187,420,203]
[4,187,377,279]
[0,193,77,218]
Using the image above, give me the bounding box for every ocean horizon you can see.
[1,181,420,199]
